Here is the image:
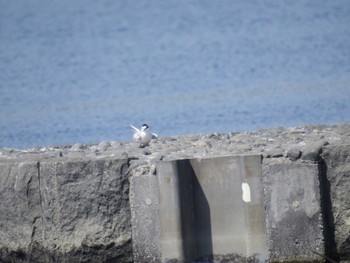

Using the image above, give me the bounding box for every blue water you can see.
[1,1,350,149]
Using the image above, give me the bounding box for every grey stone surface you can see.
[263,163,324,262]
[322,144,350,261]
[0,158,132,263]
[0,161,41,261]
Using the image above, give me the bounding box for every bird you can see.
[129,123,158,147]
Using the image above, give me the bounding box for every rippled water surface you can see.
[1,1,349,148]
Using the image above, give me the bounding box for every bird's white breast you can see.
[140,131,152,144]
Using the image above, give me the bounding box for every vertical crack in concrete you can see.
[36,161,51,262]
[26,165,36,263]
[26,175,33,199]
[37,161,44,244]
[37,162,44,222]
[26,162,43,262]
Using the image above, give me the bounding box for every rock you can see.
[333,123,350,136]
[97,141,111,152]
[110,141,121,148]
[70,143,84,151]
[301,140,329,161]
[229,131,239,137]
[196,140,213,148]
[209,133,220,139]
[286,148,301,161]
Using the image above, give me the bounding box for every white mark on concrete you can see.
[242,182,251,203]
[292,200,300,208]
[145,198,152,205]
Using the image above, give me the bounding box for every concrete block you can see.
[38,158,132,262]
[188,156,268,262]
[130,155,268,262]
[263,163,324,262]
[130,173,161,262]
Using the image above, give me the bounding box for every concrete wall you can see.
[0,123,349,262]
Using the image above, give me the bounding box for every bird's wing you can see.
[129,124,140,133]
[133,132,141,141]
[152,133,158,139]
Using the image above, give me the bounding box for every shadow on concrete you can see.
[176,160,213,262]
[318,159,340,262]
[192,163,213,262]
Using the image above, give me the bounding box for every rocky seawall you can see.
[0,122,349,262]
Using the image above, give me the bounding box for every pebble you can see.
[110,141,121,148]
[209,133,220,139]
[196,140,213,148]
[71,143,84,151]
[143,150,152,156]
[301,140,329,161]
[286,148,301,161]
[149,164,157,175]
[97,141,111,152]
